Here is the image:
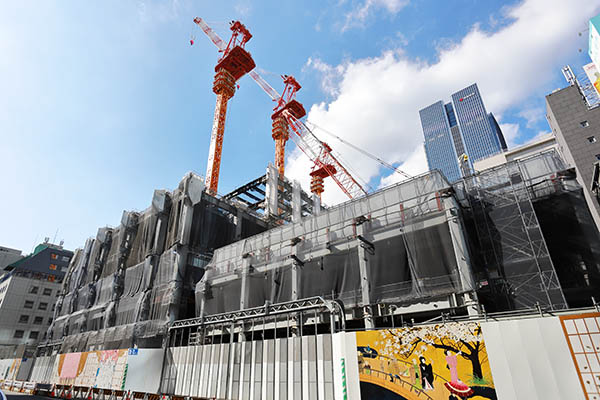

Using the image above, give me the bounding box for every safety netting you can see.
[43,173,268,352]
[197,171,466,316]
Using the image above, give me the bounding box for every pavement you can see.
[0,390,51,400]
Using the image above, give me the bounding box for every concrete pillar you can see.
[239,257,251,310]
[290,240,302,301]
[292,180,302,223]
[444,200,480,316]
[151,189,171,254]
[235,209,244,241]
[312,194,321,215]
[355,222,374,329]
[265,163,279,218]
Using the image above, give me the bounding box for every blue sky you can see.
[1,0,598,253]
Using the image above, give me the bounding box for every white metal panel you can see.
[124,348,164,394]
[208,343,220,398]
[173,347,183,395]
[482,318,585,400]
[190,346,201,398]
[218,342,230,398]
[199,343,211,398]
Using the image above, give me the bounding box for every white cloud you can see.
[518,106,545,129]
[234,1,252,17]
[499,123,521,148]
[288,0,600,206]
[304,57,348,96]
[378,145,427,188]
[342,0,409,31]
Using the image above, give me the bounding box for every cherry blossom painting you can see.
[356,323,497,400]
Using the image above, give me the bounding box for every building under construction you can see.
[3,17,600,400]
[13,148,598,400]
[32,148,599,355]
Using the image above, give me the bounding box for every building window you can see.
[33,316,43,325]
[588,136,597,143]
[29,286,39,294]
[18,315,29,323]
[13,330,24,339]
[29,331,39,339]
[49,264,57,270]
[61,256,70,262]
[581,121,590,127]
[24,300,34,309]
[43,288,52,296]
[38,302,48,311]
[50,253,57,260]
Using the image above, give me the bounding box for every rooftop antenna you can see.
[30,234,39,253]
[52,228,59,245]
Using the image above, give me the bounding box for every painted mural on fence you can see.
[356,323,496,400]
[0,358,21,381]
[54,349,128,390]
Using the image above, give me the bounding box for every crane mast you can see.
[193,17,255,195]
[271,75,305,176]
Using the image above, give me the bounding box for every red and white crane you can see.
[192,17,255,195]
[193,18,368,200]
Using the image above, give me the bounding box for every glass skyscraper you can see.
[420,83,507,182]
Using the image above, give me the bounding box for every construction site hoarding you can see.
[27,347,164,393]
[352,314,594,400]
[25,312,589,399]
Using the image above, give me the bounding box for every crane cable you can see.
[304,121,412,179]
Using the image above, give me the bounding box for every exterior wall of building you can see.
[7,244,73,279]
[0,247,22,271]
[421,84,507,183]
[0,275,60,347]
[546,84,600,230]
[451,84,504,163]
[473,133,558,171]
[420,101,462,183]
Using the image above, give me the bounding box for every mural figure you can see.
[419,356,434,391]
[443,350,473,398]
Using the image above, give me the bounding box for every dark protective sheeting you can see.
[298,250,361,304]
[201,279,242,316]
[199,220,462,315]
[534,188,600,307]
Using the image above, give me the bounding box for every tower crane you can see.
[194,18,367,200]
[192,17,256,195]
[271,75,305,176]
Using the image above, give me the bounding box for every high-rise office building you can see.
[420,83,507,182]
[546,84,600,231]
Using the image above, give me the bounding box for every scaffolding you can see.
[456,151,570,311]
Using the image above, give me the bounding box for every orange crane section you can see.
[271,75,306,176]
[193,18,255,195]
